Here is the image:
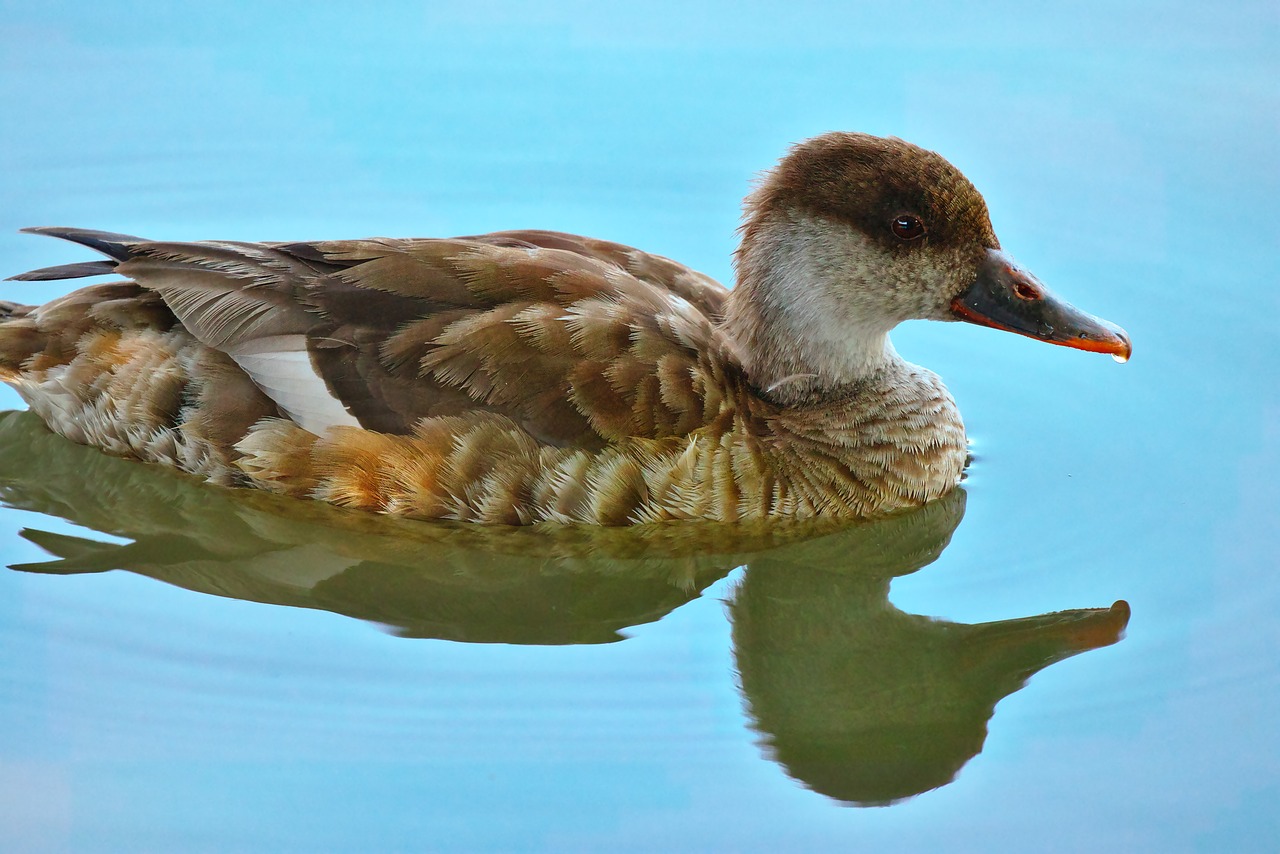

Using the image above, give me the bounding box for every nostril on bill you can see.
[1013,282,1041,301]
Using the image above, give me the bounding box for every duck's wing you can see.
[11,227,741,449]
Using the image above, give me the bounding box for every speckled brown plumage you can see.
[1,132,1116,527]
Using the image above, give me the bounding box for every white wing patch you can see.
[227,334,362,435]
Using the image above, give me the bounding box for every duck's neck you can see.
[722,211,903,406]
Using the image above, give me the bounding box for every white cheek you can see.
[772,221,899,361]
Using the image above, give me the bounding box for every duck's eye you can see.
[891,214,926,241]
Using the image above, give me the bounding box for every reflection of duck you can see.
[731,513,1129,807]
[0,410,731,644]
[1,134,1129,524]
[1,410,1128,805]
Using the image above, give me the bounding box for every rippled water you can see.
[2,3,1277,851]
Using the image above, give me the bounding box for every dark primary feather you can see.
[18,226,144,261]
[7,261,119,282]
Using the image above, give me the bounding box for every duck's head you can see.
[729,132,1130,398]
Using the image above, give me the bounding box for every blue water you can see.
[1,2,1277,850]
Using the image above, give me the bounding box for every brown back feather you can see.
[95,231,741,448]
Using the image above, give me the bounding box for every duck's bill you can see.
[950,248,1132,361]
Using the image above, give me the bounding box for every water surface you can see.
[1,2,1277,851]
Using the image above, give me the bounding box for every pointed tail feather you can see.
[11,528,119,574]
[6,227,149,283]
[18,226,148,261]
[7,260,120,282]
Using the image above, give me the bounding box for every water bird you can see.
[0,133,1130,525]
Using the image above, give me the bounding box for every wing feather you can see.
[15,228,743,448]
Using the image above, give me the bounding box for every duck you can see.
[0,132,1130,526]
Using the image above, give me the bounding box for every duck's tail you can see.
[2,227,148,376]
[0,300,32,320]
[7,227,140,283]
[0,301,38,377]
